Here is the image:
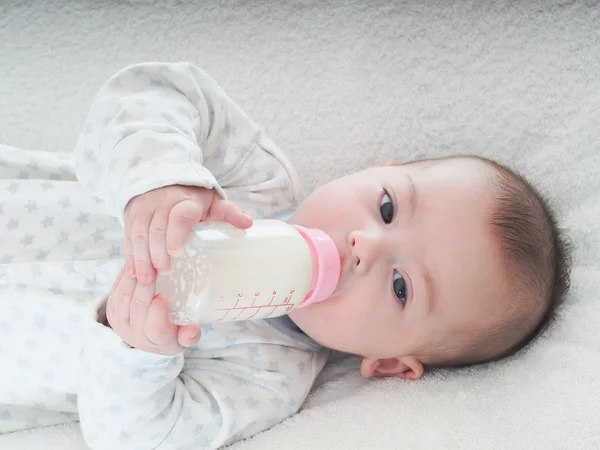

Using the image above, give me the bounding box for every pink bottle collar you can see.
[292,225,341,307]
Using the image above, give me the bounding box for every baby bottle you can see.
[155,219,341,325]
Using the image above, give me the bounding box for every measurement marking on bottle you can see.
[214,303,295,312]
[264,306,279,318]
[216,309,232,322]
[247,309,260,319]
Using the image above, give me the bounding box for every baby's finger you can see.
[177,324,202,348]
[106,268,127,325]
[148,210,171,274]
[123,213,136,278]
[166,199,206,257]
[109,267,126,299]
[112,273,137,327]
[207,199,253,229]
[128,280,156,336]
[131,213,156,284]
[144,294,180,350]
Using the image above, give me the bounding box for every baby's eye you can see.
[380,191,394,224]
[393,271,407,306]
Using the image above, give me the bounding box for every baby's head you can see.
[288,155,571,379]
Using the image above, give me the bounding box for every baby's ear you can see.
[360,356,424,380]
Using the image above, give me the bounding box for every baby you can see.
[0,62,570,449]
[289,155,571,374]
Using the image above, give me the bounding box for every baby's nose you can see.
[348,229,383,273]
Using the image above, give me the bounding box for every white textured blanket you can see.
[1,0,599,448]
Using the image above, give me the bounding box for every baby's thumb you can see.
[166,199,207,256]
[207,198,253,229]
[177,324,202,348]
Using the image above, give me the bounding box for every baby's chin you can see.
[287,305,314,334]
[288,297,358,353]
[288,304,334,345]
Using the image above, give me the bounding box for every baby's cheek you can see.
[335,287,384,330]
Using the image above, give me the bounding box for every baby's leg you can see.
[0,275,86,432]
[0,406,79,434]
[0,145,76,181]
[0,144,125,432]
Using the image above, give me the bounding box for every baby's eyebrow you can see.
[405,173,435,314]
[422,265,436,316]
[407,174,417,217]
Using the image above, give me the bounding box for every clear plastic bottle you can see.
[155,219,341,325]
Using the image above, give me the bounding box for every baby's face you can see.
[288,158,509,379]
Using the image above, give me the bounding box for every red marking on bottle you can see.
[247,309,260,319]
[234,309,245,320]
[264,306,278,318]
[214,303,296,312]
[217,310,231,321]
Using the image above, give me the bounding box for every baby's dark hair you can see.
[428,155,572,368]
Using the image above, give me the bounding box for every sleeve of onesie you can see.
[73,61,304,224]
[73,63,310,448]
[77,320,322,450]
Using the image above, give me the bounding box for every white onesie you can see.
[0,62,329,449]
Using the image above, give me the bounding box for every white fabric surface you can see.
[1,0,599,449]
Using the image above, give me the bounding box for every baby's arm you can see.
[78,322,313,449]
[73,62,307,448]
[74,61,303,225]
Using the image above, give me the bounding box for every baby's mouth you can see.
[332,250,348,295]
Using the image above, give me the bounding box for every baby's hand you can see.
[106,267,201,354]
[124,185,252,284]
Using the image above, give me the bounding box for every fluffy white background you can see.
[1,0,599,448]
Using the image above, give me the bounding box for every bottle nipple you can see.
[292,226,341,306]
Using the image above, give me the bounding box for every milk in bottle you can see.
[155,219,341,325]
